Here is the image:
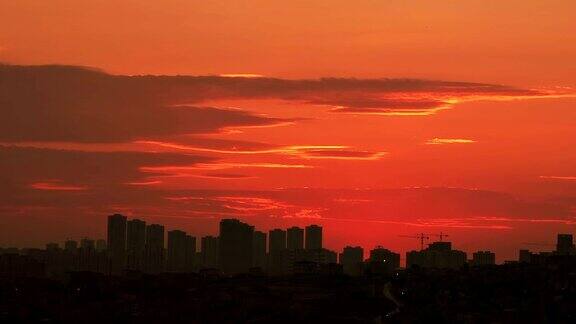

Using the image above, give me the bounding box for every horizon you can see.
[1,211,571,265]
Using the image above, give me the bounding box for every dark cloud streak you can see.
[0,64,540,143]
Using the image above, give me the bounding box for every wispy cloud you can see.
[539,176,576,181]
[140,162,312,175]
[2,64,567,145]
[426,138,476,145]
[30,180,87,191]
[138,141,387,160]
[196,173,256,180]
[0,145,211,191]
[125,180,163,186]
[219,73,265,78]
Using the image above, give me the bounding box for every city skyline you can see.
[4,212,576,266]
[3,213,575,270]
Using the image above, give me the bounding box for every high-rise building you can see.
[64,239,78,253]
[339,246,364,276]
[556,234,575,255]
[518,249,553,265]
[107,214,127,271]
[185,234,197,271]
[146,224,165,249]
[287,227,304,250]
[406,241,466,269]
[298,248,338,264]
[369,246,400,270]
[144,224,165,273]
[305,225,322,250]
[167,230,187,272]
[471,251,496,266]
[268,229,287,274]
[219,219,254,274]
[269,229,287,253]
[80,238,95,250]
[126,219,146,270]
[201,235,219,269]
[519,249,532,263]
[252,231,267,269]
[46,243,60,251]
[95,239,107,252]
[127,219,146,252]
[78,238,99,272]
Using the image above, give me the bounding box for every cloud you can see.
[296,149,387,160]
[0,145,211,193]
[1,64,554,144]
[0,64,291,143]
[426,138,476,145]
[219,74,265,78]
[163,195,296,215]
[324,98,453,116]
[30,181,88,191]
[136,137,277,154]
[197,173,255,179]
[539,176,576,181]
[125,180,163,186]
[137,140,387,160]
[140,162,312,178]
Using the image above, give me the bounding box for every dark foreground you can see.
[2,263,576,323]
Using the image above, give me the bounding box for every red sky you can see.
[1,1,576,262]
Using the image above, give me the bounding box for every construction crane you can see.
[400,233,430,250]
[427,232,449,242]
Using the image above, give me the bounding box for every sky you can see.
[1,0,576,262]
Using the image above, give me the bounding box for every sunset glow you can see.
[2,0,576,264]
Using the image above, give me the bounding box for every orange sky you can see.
[1,1,576,262]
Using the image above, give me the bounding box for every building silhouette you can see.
[46,243,59,251]
[80,238,95,250]
[269,229,287,252]
[146,224,165,249]
[366,246,400,275]
[201,235,219,269]
[305,225,322,250]
[144,224,165,273]
[519,249,554,265]
[18,212,575,280]
[0,213,449,279]
[519,249,532,263]
[107,214,127,272]
[167,230,187,272]
[471,251,496,266]
[517,235,576,265]
[287,226,304,250]
[339,246,364,276]
[77,237,108,272]
[219,219,254,274]
[252,231,267,269]
[268,228,287,274]
[95,239,107,252]
[556,234,575,255]
[185,234,197,271]
[64,239,78,253]
[126,218,146,270]
[299,248,338,265]
[407,241,467,269]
